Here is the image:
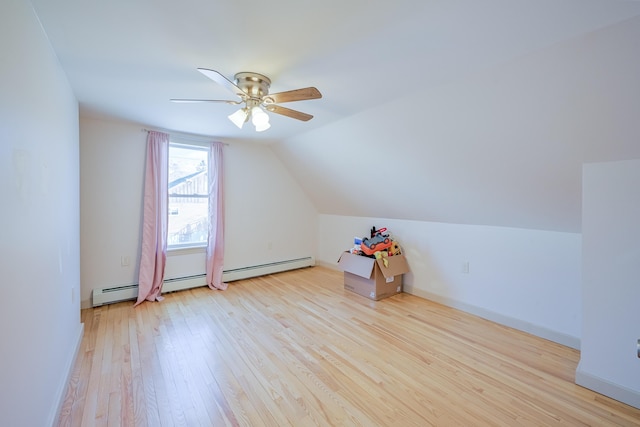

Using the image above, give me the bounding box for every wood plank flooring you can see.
[57,266,640,426]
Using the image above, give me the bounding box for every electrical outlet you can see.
[121,256,130,267]
[462,261,470,274]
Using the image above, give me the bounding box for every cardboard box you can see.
[337,252,410,300]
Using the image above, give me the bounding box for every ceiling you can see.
[30,0,640,232]
[30,0,640,141]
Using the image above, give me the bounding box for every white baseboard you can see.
[320,262,580,350]
[49,322,84,427]
[317,260,341,271]
[408,288,580,350]
[223,257,315,282]
[575,363,640,409]
[92,257,316,307]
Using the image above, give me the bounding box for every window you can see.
[167,142,209,249]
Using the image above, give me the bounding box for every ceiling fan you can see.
[171,68,322,132]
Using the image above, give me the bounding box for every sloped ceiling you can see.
[30,0,640,232]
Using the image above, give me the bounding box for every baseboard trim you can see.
[409,288,580,349]
[317,260,341,271]
[576,363,640,409]
[319,261,580,349]
[92,257,316,307]
[49,322,84,427]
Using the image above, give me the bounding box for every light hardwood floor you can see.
[57,266,640,426]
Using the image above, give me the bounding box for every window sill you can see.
[167,245,206,255]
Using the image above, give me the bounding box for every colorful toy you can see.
[361,232,392,256]
[349,237,363,255]
[374,250,389,267]
[370,226,388,238]
[388,241,401,256]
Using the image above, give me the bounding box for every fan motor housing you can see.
[234,72,271,98]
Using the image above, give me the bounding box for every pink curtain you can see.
[135,131,169,306]
[206,141,228,290]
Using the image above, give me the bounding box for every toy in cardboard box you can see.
[353,227,402,258]
[337,226,409,300]
[360,233,392,256]
[388,241,401,256]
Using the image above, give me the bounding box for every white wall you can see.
[577,159,640,408]
[0,1,82,426]
[317,215,582,348]
[274,15,640,234]
[79,118,146,305]
[80,116,318,307]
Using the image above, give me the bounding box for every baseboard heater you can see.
[92,256,315,307]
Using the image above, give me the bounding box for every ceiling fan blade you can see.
[264,87,322,104]
[197,68,246,99]
[170,98,241,104]
[265,105,313,121]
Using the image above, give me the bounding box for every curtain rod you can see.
[141,128,229,145]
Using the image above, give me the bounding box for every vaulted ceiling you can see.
[31,0,640,232]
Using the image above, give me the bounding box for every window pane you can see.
[168,196,208,246]
[169,146,208,196]
[168,144,209,248]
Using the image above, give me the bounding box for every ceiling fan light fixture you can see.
[175,69,322,132]
[228,108,248,129]
[254,121,271,132]
[251,106,269,126]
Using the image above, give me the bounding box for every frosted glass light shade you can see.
[255,121,271,132]
[228,109,248,129]
[251,106,269,126]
